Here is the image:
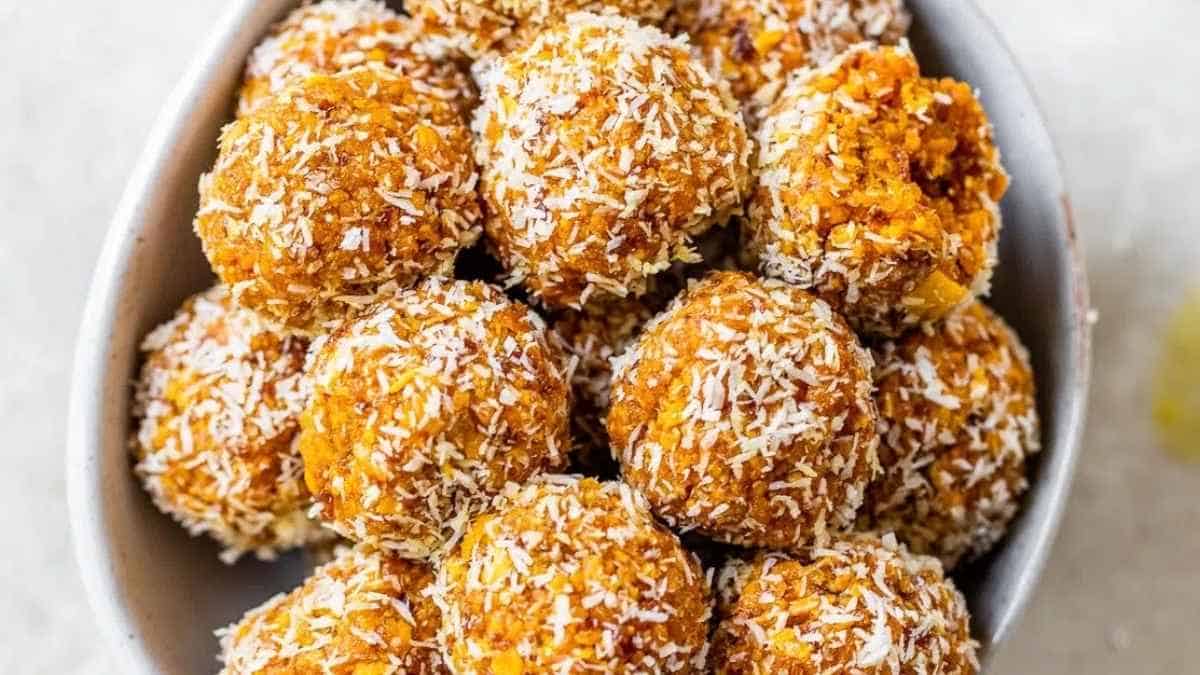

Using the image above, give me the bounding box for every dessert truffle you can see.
[860,300,1039,568]
[550,293,667,472]
[435,476,712,673]
[668,0,910,119]
[711,534,978,674]
[299,278,571,557]
[237,0,474,117]
[608,271,879,549]
[474,11,752,309]
[218,544,446,674]
[746,45,1007,336]
[196,66,481,333]
[410,0,673,59]
[130,285,325,563]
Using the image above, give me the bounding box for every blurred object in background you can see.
[1154,288,1200,462]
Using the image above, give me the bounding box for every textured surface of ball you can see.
[237,0,474,117]
[550,292,669,471]
[608,271,879,549]
[217,544,446,674]
[435,476,712,674]
[410,0,674,59]
[668,0,910,119]
[474,11,752,309]
[746,45,1007,336]
[196,66,481,333]
[299,278,571,557]
[860,301,1040,568]
[130,285,326,563]
[711,534,978,674]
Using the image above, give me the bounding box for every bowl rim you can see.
[952,0,1092,648]
[65,1,287,670]
[66,0,1092,672]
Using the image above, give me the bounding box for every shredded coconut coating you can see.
[859,301,1040,569]
[218,543,447,674]
[668,0,910,120]
[196,66,482,335]
[548,239,733,471]
[409,0,673,60]
[130,285,326,564]
[434,476,713,674]
[299,278,571,558]
[473,11,753,309]
[745,45,1008,337]
[608,271,879,549]
[549,289,677,471]
[712,554,755,616]
[237,0,476,118]
[711,534,979,674]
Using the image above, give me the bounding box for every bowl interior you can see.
[68,1,1089,673]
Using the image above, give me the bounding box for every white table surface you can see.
[2,0,1196,672]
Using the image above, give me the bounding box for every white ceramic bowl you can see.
[67,1,1091,672]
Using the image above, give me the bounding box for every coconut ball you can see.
[668,0,910,119]
[435,476,712,673]
[859,300,1040,569]
[474,11,752,309]
[218,543,446,674]
[237,0,475,117]
[745,44,1007,336]
[195,66,481,334]
[549,287,678,473]
[608,271,879,549]
[299,278,571,557]
[711,534,978,674]
[409,0,673,59]
[130,285,326,563]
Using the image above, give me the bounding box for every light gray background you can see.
[1,1,1196,672]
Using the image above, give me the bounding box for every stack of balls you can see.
[128,1,1041,672]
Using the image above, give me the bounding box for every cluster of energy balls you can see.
[128,0,1041,672]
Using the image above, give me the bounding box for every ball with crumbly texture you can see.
[668,0,910,119]
[196,66,481,334]
[711,534,978,674]
[608,271,879,549]
[550,291,673,471]
[237,0,475,118]
[435,476,712,674]
[859,301,1039,569]
[218,543,446,674]
[299,278,571,557]
[746,44,1008,337]
[130,285,326,563]
[474,11,752,309]
[410,0,673,59]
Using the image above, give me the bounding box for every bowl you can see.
[67,1,1092,672]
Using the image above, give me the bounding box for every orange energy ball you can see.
[474,11,752,309]
[746,45,1008,336]
[130,285,326,563]
[195,66,481,334]
[550,293,668,470]
[218,543,447,674]
[668,0,910,119]
[435,476,713,674]
[711,534,978,674]
[237,0,475,118]
[409,0,673,59]
[607,271,879,549]
[299,278,571,557]
[859,301,1040,569]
